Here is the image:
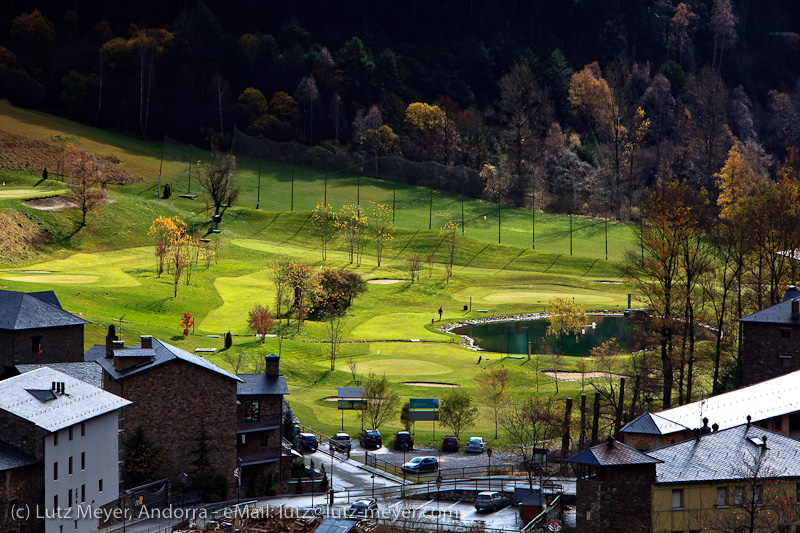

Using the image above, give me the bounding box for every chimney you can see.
[712,423,719,432]
[747,415,752,427]
[264,354,280,376]
[606,436,615,448]
[51,381,57,392]
[793,299,800,321]
[762,435,768,447]
[693,428,701,441]
[140,335,153,349]
[112,340,125,354]
[60,382,65,394]
[105,324,118,358]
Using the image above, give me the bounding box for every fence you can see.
[520,494,562,533]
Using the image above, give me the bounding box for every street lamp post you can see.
[487,448,493,491]
[401,442,408,497]
[371,474,375,500]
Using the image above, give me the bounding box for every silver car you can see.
[465,436,486,453]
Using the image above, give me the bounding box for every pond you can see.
[452,315,631,357]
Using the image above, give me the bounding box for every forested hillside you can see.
[0,0,799,218]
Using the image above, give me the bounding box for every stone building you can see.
[85,333,242,490]
[0,290,87,378]
[236,354,292,493]
[0,367,130,533]
[567,437,661,533]
[739,286,800,385]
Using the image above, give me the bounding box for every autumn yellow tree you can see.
[148,215,186,277]
[281,260,321,331]
[439,221,459,281]
[477,366,509,438]
[369,202,393,267]
[336,205,368,265]
[716,142,768,220]
[546,297,587,392]
[63,144,107,226]
[311,202,339,260]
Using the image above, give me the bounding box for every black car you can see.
[394,431,414,450]
[359,429,382,449]
[299,433,318,452]
[441,436,459,452]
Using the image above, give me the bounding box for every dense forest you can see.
[1,1,800,214]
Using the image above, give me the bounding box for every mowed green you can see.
[0,103,646,446]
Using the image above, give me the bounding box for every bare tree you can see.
[360,373,399,431]
[347,357,358,382]
[406,253,422,282]
[477,366,509,439]
[198,149,239,219]
[222,349,246,374]
[63,145,108,226]
[501,396,561,489]
[326,314,346,371]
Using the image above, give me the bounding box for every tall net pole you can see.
[531,173,536,249]
[157,136,165,199]
[257,158,261,210]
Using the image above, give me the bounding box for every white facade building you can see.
[0,367,130,533]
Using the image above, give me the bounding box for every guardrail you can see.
[333,478,562,503]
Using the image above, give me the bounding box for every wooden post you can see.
[579,394,587,450]
[560,397,572,472]
[614,377,626,440]
[591,392,600,446]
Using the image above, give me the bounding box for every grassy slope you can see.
[0,103,646,446]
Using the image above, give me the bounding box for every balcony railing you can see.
[237,417,280,434]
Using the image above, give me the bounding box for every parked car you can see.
[333,432,351,453]
[465,436,486,453]
[401,456,439,473]
[348,498,378,517]
[474,491,506,512]
[359,429,382,449]
[441,436,459,452]
[394,431,414,450]
[299,433,318,452]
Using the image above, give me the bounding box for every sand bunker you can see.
[23,196,116,211]
[402,382,459,388]
[368,279,406,284]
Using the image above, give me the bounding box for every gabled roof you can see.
[86,338,242,382]
[567,439,662,467]
[649,424,800,483]
[625,368,800,435]
[0,367,130,432]
[237,374,289,396]
[621,412,690,435]
[739,296,800,325]
[16,362,104,388]
[0,290,88,330]
[0,441,38,472]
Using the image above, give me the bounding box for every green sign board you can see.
[409,398,439,409]
[338,400,365,410]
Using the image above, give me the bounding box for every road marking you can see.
[445,502,460,509]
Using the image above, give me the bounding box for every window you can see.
[775,418,783,431]
[585,509,591,521]
[54,431,58,446]
[734,486,745,506]
[80,453,85,471]
[68,457,72,475]
[80,422,85,437]
[671,489,684,509]
[240,434,246,445]
[81,485,85,503]
[98,479,103,493]
[716,487,728,507]
[53,462,58,481]
[54,495,58,509]
[782,356,793,368]
[67,490,72,507]
[31,336,42,354]
[246,400,260,422]
[782,328,792,338]
[68,427,73,441]
[260,434,269,447]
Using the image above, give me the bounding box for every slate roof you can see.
[621,412,690,435]
[567,438,662,467]
[0,367,130,432]
[16,362,104,388]
[86,338,242,382]
[622,368,800,436]
[0,289,88,330]
[237,374,290,396]
[0,441,38,472]
[314,518,358,533]
[648,424,800,483]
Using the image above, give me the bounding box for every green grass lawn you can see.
[0,103,651,447]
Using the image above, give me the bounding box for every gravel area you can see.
[354,442,521,469]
